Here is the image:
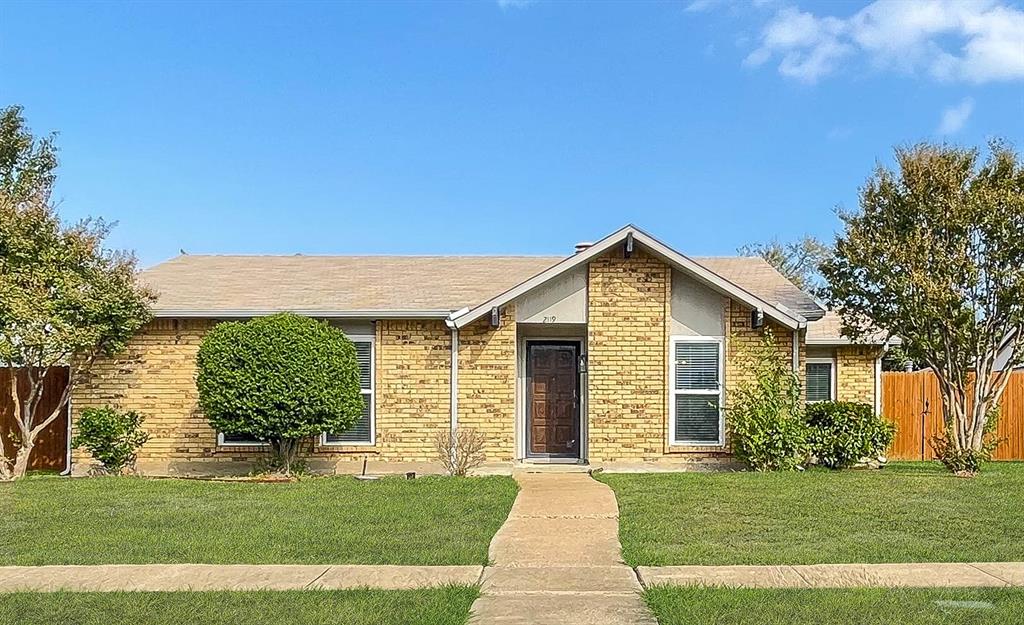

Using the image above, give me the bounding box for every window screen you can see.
[325,339,374,444]
[806,361,834,402]
[672,340,722,444]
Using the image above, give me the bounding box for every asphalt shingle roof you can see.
[141,252,824,320]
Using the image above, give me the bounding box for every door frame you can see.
[524,339,583,460]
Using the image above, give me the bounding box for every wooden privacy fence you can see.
[883,370,1024,461]
[0,367,69,471]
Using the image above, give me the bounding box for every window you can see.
[806,359,835,403]
[218,432,268,447]
[323,337,374,445]
[670,337,724,445]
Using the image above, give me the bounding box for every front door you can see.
[526,342,580,458]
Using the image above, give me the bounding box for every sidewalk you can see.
[639,562,1024,588]
[0,564,481,592]
[469,472,658,625]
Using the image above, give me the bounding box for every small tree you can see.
[434,427,487,476]
[822,142,1024,474]
[726,329,810,471]
[196,313,363,474]
[73,406,150,475]
[738,235,830,291]
[0,106,153,480]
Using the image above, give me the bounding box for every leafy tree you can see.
[0,105,57,203]
[822,142,1024,474]
[195,313,364,474]
[737,235,830,291]
[0,106,153,480]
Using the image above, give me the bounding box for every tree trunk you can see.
[12,443,33,479]
[270,439,299,475]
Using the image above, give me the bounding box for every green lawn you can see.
[0,587,479,625]
[597,462,1024,566]
[644,587,1024,625]
[0,475,517,566]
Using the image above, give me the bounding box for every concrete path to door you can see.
[469,472,658,625]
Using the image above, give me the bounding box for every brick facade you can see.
[586,249,670,462]
[836,345,879,404]
[457,305,517,462]
[373,319,451,462]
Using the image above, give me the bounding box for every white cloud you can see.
[746,0,1024,84]
[497,0,536,9]
[937,97,975,134]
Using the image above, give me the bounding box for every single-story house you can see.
[72,225,888,475]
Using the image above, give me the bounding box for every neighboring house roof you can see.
[806,310,893,345]
[141,224,825,326]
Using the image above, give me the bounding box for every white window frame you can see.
[669,335,725,447]
[217,432,269,447]
[805,358,837,403]
[321,335,376,446]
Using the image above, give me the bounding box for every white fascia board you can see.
[152,309,453,319]
[450,224,806,330]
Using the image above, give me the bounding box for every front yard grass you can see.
[644,587,1024,625]
[0,475,517,566]
[597,462,1024,566]
[0,587,479,625]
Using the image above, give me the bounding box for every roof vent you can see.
[574,241,594,254]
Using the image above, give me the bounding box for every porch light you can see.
[751,308,764,329]
[490,306,501,328]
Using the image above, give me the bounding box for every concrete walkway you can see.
[0,564,481,592]
[639,562,1024,588]
[469,472,658,625]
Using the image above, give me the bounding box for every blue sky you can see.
[2,0,1022,266]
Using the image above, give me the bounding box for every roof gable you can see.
[449,225,822,329]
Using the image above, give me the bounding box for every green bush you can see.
[73,406,150,474]
[727,330,810,471]
[931,409,1002,475]
[196,313,363,474]
[805,401,896,468]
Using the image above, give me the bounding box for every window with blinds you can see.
[671,339,723,445]
[324,338,374,444]
[805,360,834,403]
[219,432,267,446]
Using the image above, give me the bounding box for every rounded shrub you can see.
[74,406,150,474]
[805,401,896,469]
[195,313,363,473]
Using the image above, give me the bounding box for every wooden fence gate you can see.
[883,370,1024,461]
[0,367,69,471]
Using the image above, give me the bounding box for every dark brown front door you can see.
[527,342,580,458]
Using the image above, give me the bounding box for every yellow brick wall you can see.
[710,300,804,455]
[71,318,458,472]
[726,301,803,399]
[373,319,451,462]
[836,345,879,405]
[586,249,670,462]
[71,319,250,469]
[457,305,517,461]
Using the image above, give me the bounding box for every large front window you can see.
[670,337,724,445]
[324,338,374,445]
